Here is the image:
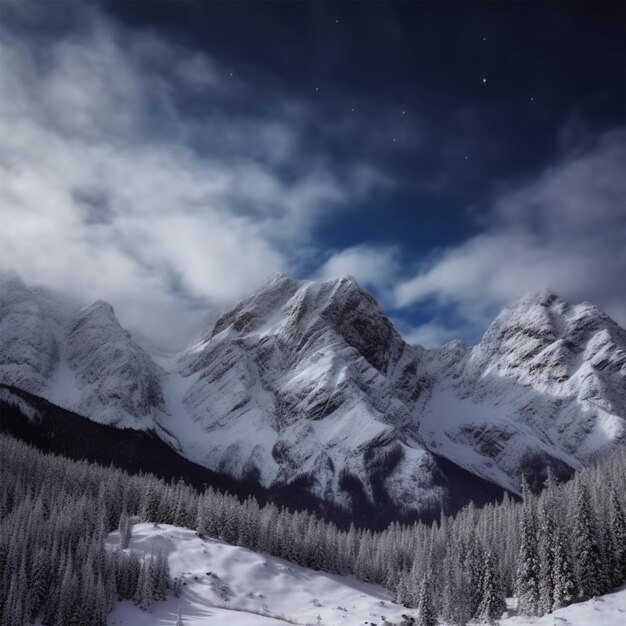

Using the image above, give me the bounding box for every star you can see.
[402,110,406,115]
[464,155,469,160]
[335,19,340,24]
[530,96,534,102]
[482,77,487,84]
[351,108,355,112]
[392,137,397,143]
[315,87,319,92]
[483,36,487,41]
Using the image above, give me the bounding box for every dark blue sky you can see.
[1,1,624,348]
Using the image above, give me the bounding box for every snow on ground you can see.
[106,523,417,626]
[500,586,626,626]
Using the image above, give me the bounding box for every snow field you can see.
[106,523,418,626]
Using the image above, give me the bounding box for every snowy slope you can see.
[1,272,624,515]
[0,274,72,395]
[421,291,626,493]
[0,274,165,428]
[500,586,626,626]
[106,523,417,626]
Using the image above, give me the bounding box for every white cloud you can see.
[394,129,626,333]
[0,5,382,349]
[316,244,400,291]
[400,322,463,349]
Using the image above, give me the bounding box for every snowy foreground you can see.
[500,586,626,626]
[105,524,626,626]
[106,523,418,625]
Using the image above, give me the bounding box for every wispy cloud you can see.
[0,4,383,348]
[394,128,626,343]
[315,244,400,293]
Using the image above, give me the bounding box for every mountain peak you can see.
[517,289,564,308]
[0,273,624,519]
[81,299,116,317]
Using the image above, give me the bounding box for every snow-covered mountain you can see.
[1,273,624,518]
[0,275,164,427]
[421,291,626,492]
[166,275,441,515]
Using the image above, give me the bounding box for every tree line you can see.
[0,431,624,625]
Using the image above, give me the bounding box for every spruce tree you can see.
[415,577,437,626]
[118,511,132,550]
[609,487,626,584]
[477,550,506,624]
[515,506,540,615]
[133,559,153,612]
[551,530,575,611]
[573,483,602,600]
[537,504,556,614]
[464,537,485,618]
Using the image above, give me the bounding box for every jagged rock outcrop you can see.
[172,275,438,512]
[420,291,626,491]
[0,274,624,516]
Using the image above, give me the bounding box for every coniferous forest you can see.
[0,426,624,626]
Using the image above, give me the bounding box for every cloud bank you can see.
[395,128,626,344]
[0,4,381,348]
[1,3,623,351]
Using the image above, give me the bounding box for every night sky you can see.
[0,1,624,349]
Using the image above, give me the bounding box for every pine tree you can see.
[152,550,170,601]
[415,577,437,626]
[440,547,471,626]
[464,537,485,618]
[133,559,153,612]
[609,487,626,584]
[537,504,556,614]
[118,511,132,550]
[515,505,540,615]
[573,483,602,600]
[141,485,160,523]
[29,548,49,621]
[477,551,506,625]
[551,530,575,611]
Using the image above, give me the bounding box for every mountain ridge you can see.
[0,272,623,518]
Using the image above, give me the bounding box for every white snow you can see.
[106,523,417,626]
[44,349,82,409]
[1,274,625,514]
[500,586,626,626]
[105,524,626,626]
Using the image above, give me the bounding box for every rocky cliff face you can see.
[0,275,68,395]
[420,291,626,491]
[1,274,624,516]
[171,275,439,513]
[66,301,165,427]
[0,275,164,428]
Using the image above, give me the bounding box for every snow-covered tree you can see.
[477,551,506,624]
[415,577,437,626]
[538,504,556,613]
[515,504,540,615]
[551,530,575,611]
[573,483,602,600]
[118,511,132,550]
